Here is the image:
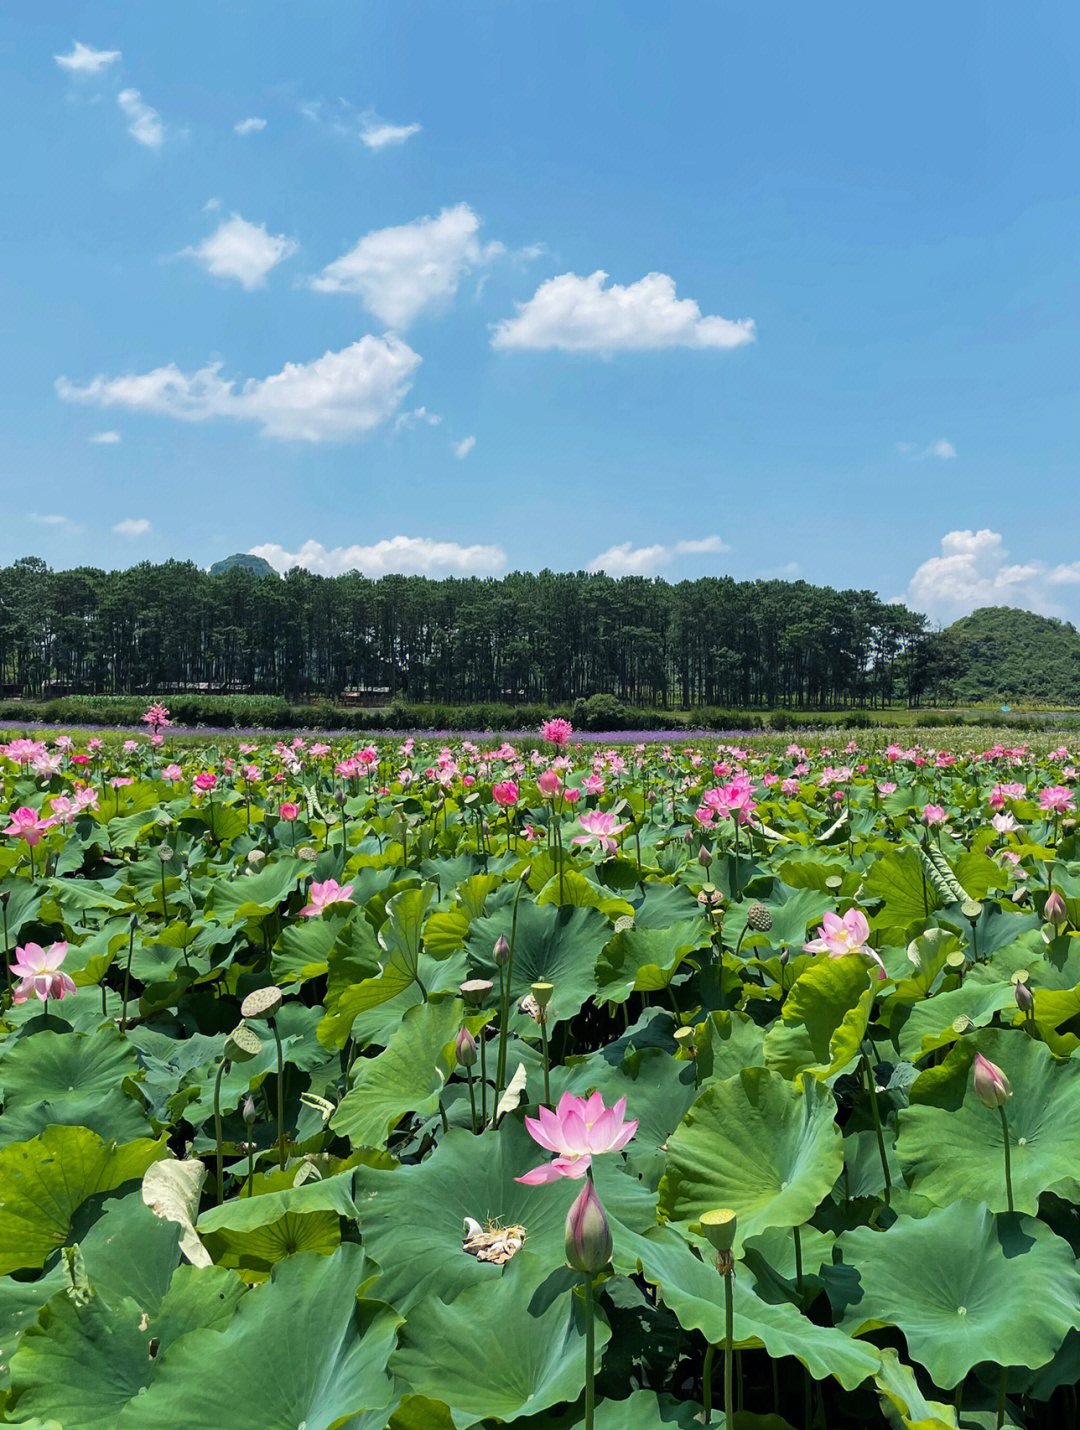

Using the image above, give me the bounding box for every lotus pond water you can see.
[0,721,1079,1429]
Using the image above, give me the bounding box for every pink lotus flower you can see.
[492,780,519,808]
[161,764,183,783]
[10,941,75,1004]
[804,908,886,980]
[517,1091,638,1184]
[572,810,627,855]
[193,772,218,792]
[922,803,947,826]
[278,802,300,821]
[5,806,55,847]
[537,769,562,798]
[142,703,171,730]
[1039,786,1075,813]
[972,1051,1011,1109]
[540,718,573,748]
[300,878,355,916]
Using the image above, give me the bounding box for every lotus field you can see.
[3,716,1080,1430]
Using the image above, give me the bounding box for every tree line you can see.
[0,556,937,708]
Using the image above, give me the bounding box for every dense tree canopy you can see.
[935,606,1080,704]
[0,556,936,707]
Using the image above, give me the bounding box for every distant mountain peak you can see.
[209,553,277,578]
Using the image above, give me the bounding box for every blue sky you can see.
[2,1,1078,624]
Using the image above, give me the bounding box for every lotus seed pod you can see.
[564,1179,612,1276]
[1044,889,1068,928]
[493,935,511,967]
[455,1025,478,1068]
[224,1024,263,1063]
[673,1026,695,1056]
[459,978,494,1007]
[531,981,554,1011]
[972,1051,1012,1109]
[695,1207,738,1255]
[247,849,266,868]
[240,985,283,1021]
[746,903,773,933]
[156,844,173,863]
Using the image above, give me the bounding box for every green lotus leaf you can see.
[874,1348,958,1429]
[331,996,461,1148]
[114,1245,398,1430]
[0,1025,151,1147]
[895,1029,1080,1213]
[594,917,710,1004]
[726,885,832,949]
[0,1127,168,1275]
[865,849,941,926]
[834,1201,1080,1389]
[465,900,613,1024]
[389,1267,610,1428]
[895,979,1016,1061]
[206,1209,342,1280]
[763,954,874,1079]
[198,1164,363,1236]
[657,1068,843,1247]
[693,1009,766,1082]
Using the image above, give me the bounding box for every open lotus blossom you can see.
[804,907,887,980]
[572,810,628,855]
[516,1090,638,1184]
[5,806,55,847]
[492,780,519,807]
[540,718,573,748]
[10,941,76,1003]
[1039,786,1075,813]
[300,878,355,916]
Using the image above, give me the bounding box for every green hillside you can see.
[938,606,1080,703]
[209,553,278,578]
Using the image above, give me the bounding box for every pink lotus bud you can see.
[493,935,511,966]
[698,845,713,867]
[1044,889,1068,928]
[455,1025,477,1068]
[972,1052,1012,1109]
[565,1180,612,1275]
[1014,980,1034,1014]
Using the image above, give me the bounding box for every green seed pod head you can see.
[240,986,283,1020]
[224,1024,263,1063]
[693,1207,738,1255]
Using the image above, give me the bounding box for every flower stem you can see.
[703,1344,715,1423]
[999,1104,1014,1213]
[583,1276,596,1430]
[862,1049,892,1207]
[540,1017,551,1105]
[213,1059,228,1204]
[271,1018,286,1171]
[723,1267,734,1430]
[467,1067,477,1135]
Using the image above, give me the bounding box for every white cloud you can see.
[492,271,756,353]
[89,430,121,444]
[311,203,503,328]
[903,529,1080,621]
[897,438,957,460]
[250,536,506,578]
[358,112,421,149]
[57,335,421,443]
[234,116,267,135]
[452,435,476,459]
[28,512,74,529]
[113,517,151,537]
[55,41,120,74]
[588,536,730,577]
[394,406,442,432]
[204,197,221,212]
[182,214,298,289]
[118,89,164,148]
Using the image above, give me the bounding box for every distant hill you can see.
[939,606,1080,703]
[209,553,278,578]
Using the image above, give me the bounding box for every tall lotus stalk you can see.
[973,1051,1014,1212]
[565,1179,612,1430]
[213,1025,262,1204]
[241,986,285,1169]
[696,1209,738,1428]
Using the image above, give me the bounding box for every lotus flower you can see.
[516,1091,637,1184]
[804,908,887,980]
[5,806,55,847]
[300,878,355,917]
[565,1179,612,1274]
[492,781,519,808]
[972,1051,1011,1109]
[10,941,76,1004]
[572,810,627,856]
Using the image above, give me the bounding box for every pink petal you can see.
[514,1162,567,1185]
[559,1110,590,1155]
[523,1113,560,1153]
[609,1118,639,1151]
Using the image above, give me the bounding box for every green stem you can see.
[271,1019,286,1171]
[467,1068,477,1135]
[793,1223,804,1298]
[480,1032,488,1122]
[246,1140,255,1198]
[996,1364,1007,1429]
[540,1018,551,1105]
[1000,1104,1014,1213]
[213,1059,228,1205]
[583,1276,596,1430]
[723,1270,734,1430]
[862,1049,892,1207]
[122,923,135,1032]
[703,1343,715,1423]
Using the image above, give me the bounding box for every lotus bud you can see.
[493,935,511,967]
[1015,979,1034,1015]
[697,845,713,867]
[1044,889,1068,928]
[779,948,790,966]
[455,1025,478,1068]
[564,1179,612,1275]
[242,1095,257,1126]
[520,865,533,883]
[972,1051,1012,1109]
